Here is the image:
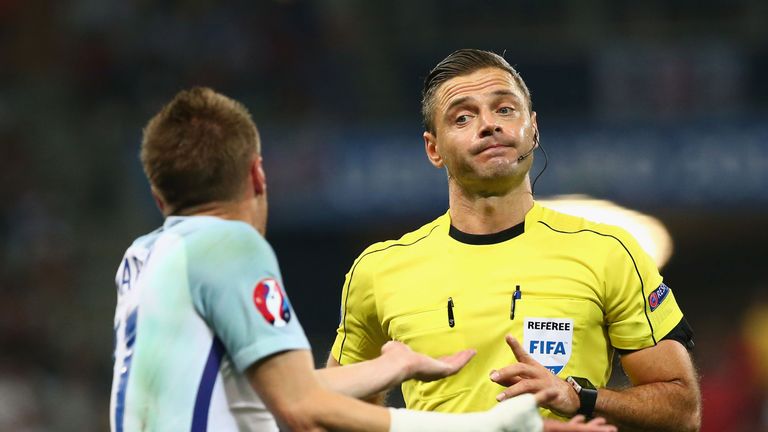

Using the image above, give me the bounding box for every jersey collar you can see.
[447,202,543,245]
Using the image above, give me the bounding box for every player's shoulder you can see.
[128,225,164,249]
[353,213,447,264]
[179,217,281,280]
[120,225,166,263]
[161,216,272,262]
[198,216,262,242]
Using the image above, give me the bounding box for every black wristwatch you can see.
[566,376,597,418]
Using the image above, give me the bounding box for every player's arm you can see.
[326,352,388,405]
[318,341,475,399]
[248,348,551,432]
[491,336,700,432]
[248,349,389,431]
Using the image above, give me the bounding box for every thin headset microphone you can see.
[517,129,538,162]
[516,144,536,162]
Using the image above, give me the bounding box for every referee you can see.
[328,49,701,432]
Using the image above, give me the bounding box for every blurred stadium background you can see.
[1,1,767,430]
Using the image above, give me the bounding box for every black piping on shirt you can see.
[537,221,657,345]
[337,224,440,364]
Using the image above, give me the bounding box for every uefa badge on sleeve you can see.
[648,282,670,312]
[253,278,292,327]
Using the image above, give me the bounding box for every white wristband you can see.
[388,393,542,432]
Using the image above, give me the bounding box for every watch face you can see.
[567,376,598,418]
[567,376,596,391]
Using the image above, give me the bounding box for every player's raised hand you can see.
[381,340,476,382]
[489,335,579,416]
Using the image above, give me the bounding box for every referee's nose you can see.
[478,110,502,138]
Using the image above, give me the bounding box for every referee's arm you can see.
[595,229,701,430]
[594,338,700,432]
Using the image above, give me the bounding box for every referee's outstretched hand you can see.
[543,416,617,432]
[490,335,580,417]
[381,340,476,383]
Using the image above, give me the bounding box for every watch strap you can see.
[566,376,597,418]
[576,386,597,417]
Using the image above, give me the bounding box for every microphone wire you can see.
[531,139,548,195]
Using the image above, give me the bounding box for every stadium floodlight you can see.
[539,195,673,269]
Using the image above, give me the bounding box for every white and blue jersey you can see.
[109,216,310,431]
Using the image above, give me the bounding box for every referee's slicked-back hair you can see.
[141,87,260,215]
[421,49,532,134]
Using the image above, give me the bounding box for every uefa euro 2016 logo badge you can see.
[253,278,292,327]
[648,282,670,312]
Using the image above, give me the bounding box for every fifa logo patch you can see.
[523,318,573,375]
[648,282,670,312]
[253,278,292,327]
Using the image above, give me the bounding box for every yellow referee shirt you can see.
[331,202,684,416]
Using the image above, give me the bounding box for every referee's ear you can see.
[424,131,444,168]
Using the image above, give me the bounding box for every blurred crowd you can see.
[700,294,768,432]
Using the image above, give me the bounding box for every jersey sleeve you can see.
[603,226,684,351]
[330,251,389,365]
[189,225,310,373]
